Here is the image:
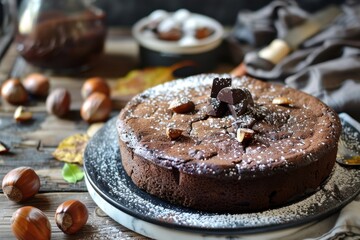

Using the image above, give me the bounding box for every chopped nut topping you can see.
[168,97,195,113]
[272,97,292,106]
[236,128,254,143]
[166,127,183,140]
[14,106,33,122]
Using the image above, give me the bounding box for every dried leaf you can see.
[113,62,194,98]
[62,163,84,183]
[53,134,90,165]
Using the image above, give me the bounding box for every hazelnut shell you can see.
[0,141,10,153]
[23,73,50,98]
[46,88,71,117]
[14,106,33,122]
[11,206,51,240]
[2,166,40,202]
[55,199,88,234]
[81,77,110,99]
[80,92,112,123]
[1,78,28,105]
[166,127,183,140]
[168,98,195,113]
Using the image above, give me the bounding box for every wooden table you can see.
[0,29,233,239]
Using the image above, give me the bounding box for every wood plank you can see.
[0,113,88,192]
[0,192,148,240]
[0,147,87,192]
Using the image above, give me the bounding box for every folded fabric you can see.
[307,193,360,240]
[231,1,360,121]
[285,54,360,121]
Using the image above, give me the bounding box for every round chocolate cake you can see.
[117,74,341,213]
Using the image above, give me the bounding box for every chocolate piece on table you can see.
[206,98,227,117]
[217,87,248,105]
[210,78,232,98]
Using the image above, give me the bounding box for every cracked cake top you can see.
[117,74,341,179]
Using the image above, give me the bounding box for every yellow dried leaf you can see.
[53,134,90,165]
[113,61,195,98]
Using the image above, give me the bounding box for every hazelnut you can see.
[236,128,254,143]
[2,166,40,202]
[272,97,292,106]
[168,97,195,113]
[195,27,212,39]
[55,199,88,234]
[23,73,50,98]
[81,77,110,99]
[0,141,10,153]
[1,78,28,105]
[46,88,71,117]
[11,206,51,240]
[80,92,112,123]
[158,29,182,41]
[166,127,183,140]
[14,106,33,122]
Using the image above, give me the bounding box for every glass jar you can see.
[15,0,107,71]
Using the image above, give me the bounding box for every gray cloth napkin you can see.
[231,1,360,121]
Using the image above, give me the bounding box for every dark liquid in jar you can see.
[15,10,106,70]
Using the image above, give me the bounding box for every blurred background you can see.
[13,0,346,26]
[87,0,346,26]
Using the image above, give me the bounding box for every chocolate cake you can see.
[117,74,341,213]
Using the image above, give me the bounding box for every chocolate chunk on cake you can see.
[117,74,341,213]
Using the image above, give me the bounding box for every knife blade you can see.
[248,5,342,70]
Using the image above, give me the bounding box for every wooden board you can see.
[0,193,147,240]
[0,29,151,239]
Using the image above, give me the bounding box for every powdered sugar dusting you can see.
[84,116,360,232]
[118,74,341,179]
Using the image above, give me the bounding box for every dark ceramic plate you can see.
[83,113,360,234]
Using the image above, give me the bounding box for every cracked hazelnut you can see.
[236,128,254,143]
[81,92,112,123]
[1,78,28,105]
[81,77,110,99]
[46,88,71,117]
[14,106,33,122]
[11,206,51,240]
[166,127,183,140]
[168,97,195,113]
[55,199,88,234]
[0,141,10,153]
[272,97,292,106]
[23,73,50,98]
[2,167,40,202]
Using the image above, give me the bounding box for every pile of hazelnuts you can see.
[2,167,88,239]
[0,73,112,123]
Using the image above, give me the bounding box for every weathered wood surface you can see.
[0,29,149,239]
[0,193,148,240]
